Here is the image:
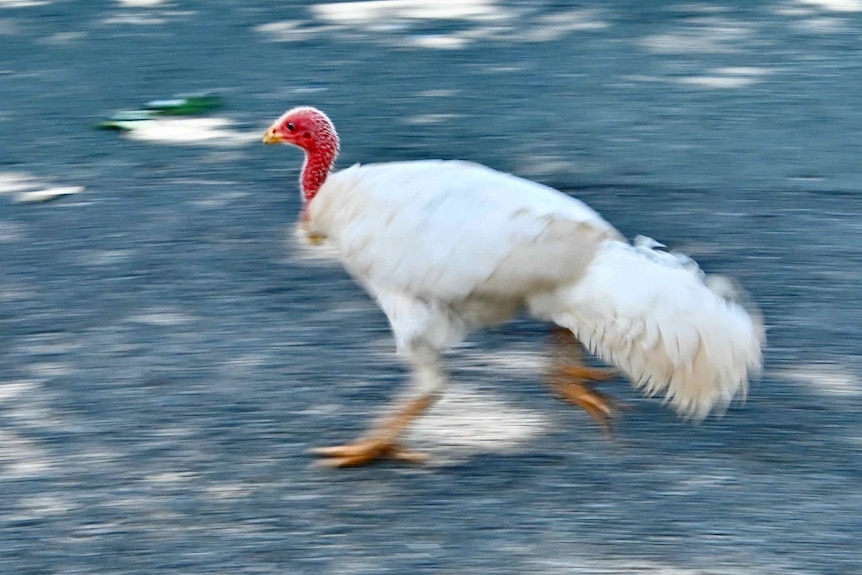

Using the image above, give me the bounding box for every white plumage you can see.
[263,107,764,465]
[312,160,762,416]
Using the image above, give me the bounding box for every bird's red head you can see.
[262,106,339,155]
[263,106,340,200]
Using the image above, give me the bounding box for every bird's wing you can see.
[309,160,621,303]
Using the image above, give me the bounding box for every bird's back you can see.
[307,160,621,303]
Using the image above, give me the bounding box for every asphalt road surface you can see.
[2,1,861,573]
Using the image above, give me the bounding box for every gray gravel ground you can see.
[1,1,861,573]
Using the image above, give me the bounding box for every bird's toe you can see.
[310,439,427,467]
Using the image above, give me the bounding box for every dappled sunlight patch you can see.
[400,112,462,125]
[640,23,754,54]
[625,66,775,90]
[100,0,195,27]
[457,349,548,377]
[638,11,767,56]
[478,64,526,73]
[772,1,859,31]
[775,3,820,15]
[528,556,758,575]
[203,482,255,501]
[0,282,32,302]
[415,88,461,98]
[144,471,198,484]
[38,31,88,45]
[12,493,78,521]
[116,0,169,6]
[0,0,50,7]
[0,428,54,480]
[16,337,84,356]
[0,172,40,195]
[189,189,250,209]
[259,2,609,48]
[77,248,136,267]
[15,186,83,203]
[254,20,337,43]
[797,0,862,11]
[780,364,861,397]
[0,221,26,242]
[0,171,85,204]
[310,0,511,25]
[717,66,775,76]
[678,76,754,88]
[407,34,470,50]
[122,117,259,147]
[344,343,556,461]
[0,221,27,244]
[100,12,169,25]
[408,383,551,460]
[514,9,609,42]
[516,154,576,180]
[0,20,19,37]
[795,14,853,31]
[126,308,198,326]
[24,361,75,379]
[0,380,40,403]
[676,66,773,89]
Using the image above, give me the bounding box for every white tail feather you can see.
[536,238,764,420]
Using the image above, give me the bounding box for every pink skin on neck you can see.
[300,148,335,203]
[297,115,339,203]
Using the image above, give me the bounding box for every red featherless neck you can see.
[290,108,339,202]
[301,141,337,202]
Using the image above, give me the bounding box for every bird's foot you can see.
[547,326,624,433]
[559,364,618,383]
[310,438,428,468]
[551,365,622,434]
[310,395,435,467]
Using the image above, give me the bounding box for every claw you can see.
[310,439,428,467]
[309,395,436,468]
[551,379,620,435]
[547,326,625,433]
[558,365,619,382]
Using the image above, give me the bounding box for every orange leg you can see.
[547,326,621,432]
[310,395,435,467]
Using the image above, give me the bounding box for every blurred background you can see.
[1,0,861,573]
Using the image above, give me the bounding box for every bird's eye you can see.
[286,122,295,132]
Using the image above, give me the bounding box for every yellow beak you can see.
[262,128,283,144]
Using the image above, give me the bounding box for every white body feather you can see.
[306,160,763,418]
